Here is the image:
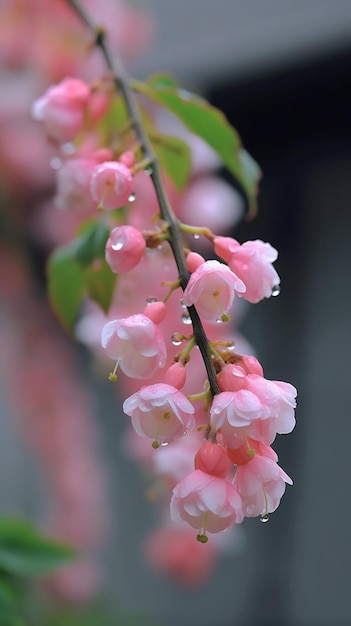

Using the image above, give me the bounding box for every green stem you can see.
[66,0,220,397]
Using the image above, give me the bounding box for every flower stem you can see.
[66,0,220,397]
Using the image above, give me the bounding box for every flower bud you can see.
[105,225,145,273]
[194,441,230,478]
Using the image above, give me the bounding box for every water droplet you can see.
[144,165,153,176]
[128,192,136,203]
[227,341,235,350]
[260,513,269,523]
[171,334,183,346]
[181,313,192,325]
[160,441,169,447]
[112,240,124,251]
[272,284,280,297]
[216,318,223,324]
[146,296,158,303]
[180,299,187,310]
[193,233,200,240]
[50,157,62,170]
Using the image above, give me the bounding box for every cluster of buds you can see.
[33,68,296,559]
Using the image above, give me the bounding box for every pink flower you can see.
[31,78,90,144]
[105,225,146,273]
[214,237,280,303]
[234,447,293,518]
[101,314,166,379]
[144,525,218,588]
[55,157,98,212]
[123,383,195,447]
[244,375,297,444]
[182,260,245,322]
[170,469,243,538]
[90,161,133,210]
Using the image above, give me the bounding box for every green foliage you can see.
[134,73,261,215]
[0,519,74,577]
[0,518,75,625]
[151,132,191,191]
[47,221,115,331]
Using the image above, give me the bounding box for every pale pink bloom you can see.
[123,383,195,445]
[234,451,293,517]
[211,389,269,430]
[215,237,280,304]
[90,161,133,210]
[55,157,98,212]
[152,430,204,484]
[101,314,166,378]
[244,375,297,444]
[144,525,218,588]
[171,469,243,535]
[31,78,90,144]
[105,225,146,273]
[179,177,244,233]
[183,260,245,322]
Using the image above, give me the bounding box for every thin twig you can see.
[66,0,220,396]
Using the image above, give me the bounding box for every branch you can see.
[66,0,220,396]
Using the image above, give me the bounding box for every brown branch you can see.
[66,0,220,396]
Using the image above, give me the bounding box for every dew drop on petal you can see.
[193,233,200,240]
[272,285,281,297]
[160,441,169,447]
[112,240,124,251]
[260,513,270,523]
[50,157,62,170]
[128,192,136,202]
[181,313,192,325]
[216,318,223,324]
[180,299,187,310]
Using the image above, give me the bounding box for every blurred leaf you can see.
[146,73,179,90]
[134,78,261,214]
[72,221,110,266]
[47,220,115,330]
[151,132,191,191]
[84,260,116,314]
[0,519,74,577]
[47,248,85,332]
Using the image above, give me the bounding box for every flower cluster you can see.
[31,34,297,587]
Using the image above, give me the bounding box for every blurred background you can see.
[1,1,351,625]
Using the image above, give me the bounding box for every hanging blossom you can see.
[31,78,91,144]
[90,161,133,210]
[214,236,280,303]
[230,442,293,518]
[101,314,167,379]
[182,259,246,322]
[105,225,146,274]
[170,469,244,539]
[123,383,195,448]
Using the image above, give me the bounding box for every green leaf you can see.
[47,220,115,330]
[151,132,191,191]
[47,248,85,332]
[83,260,116,314]
[0,519,74,577]
[135,79,261,214]
[71,221,110,266]
[146,73,179,90]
